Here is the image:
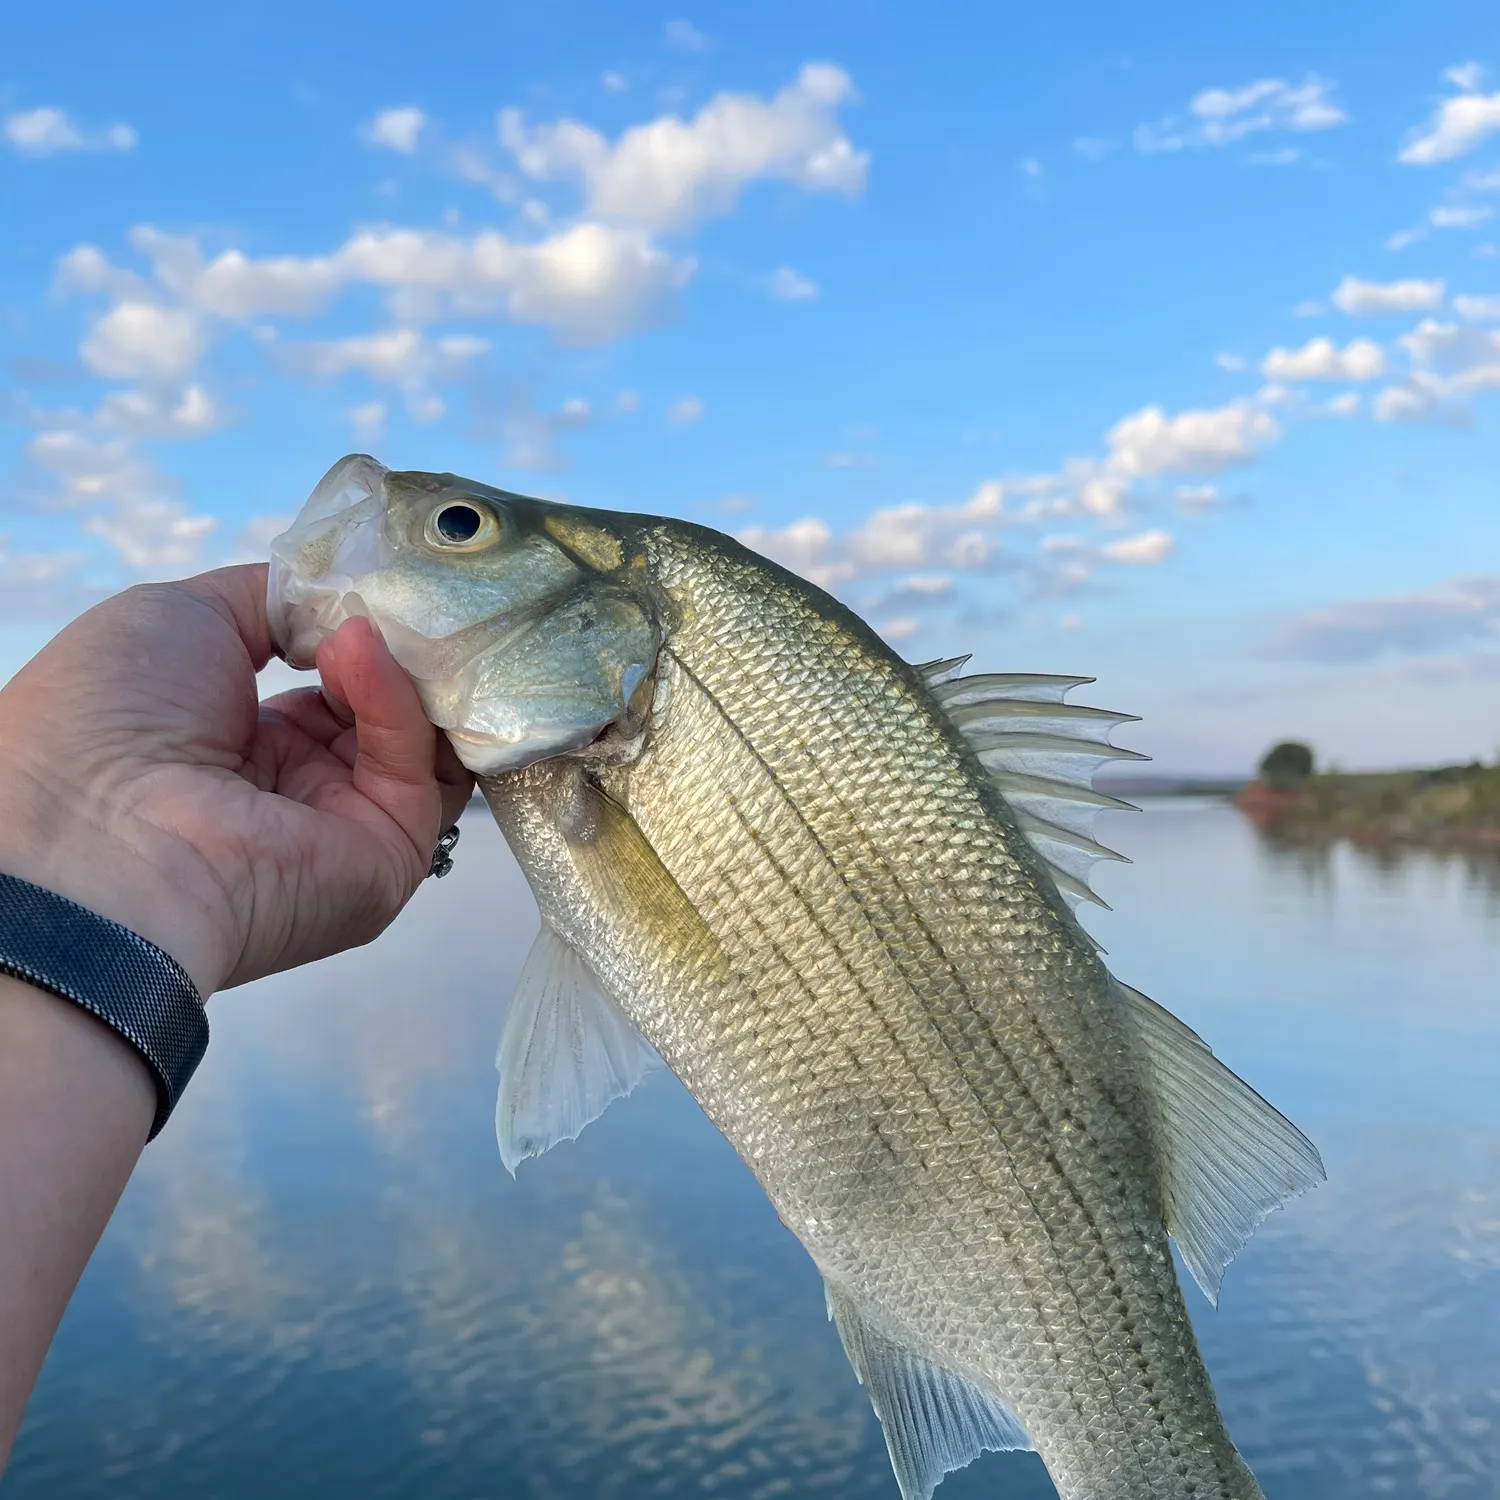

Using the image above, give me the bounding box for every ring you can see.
[428,825,461,879]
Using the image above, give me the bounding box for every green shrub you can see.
[1259,741,1314,791]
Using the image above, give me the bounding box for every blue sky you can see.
[4,0,1500,772]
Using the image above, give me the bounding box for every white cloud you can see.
[1454,293,1500,319]
[23,424,217,573]
[1386,227,1426,251]
[736,395,1272,612]
[339,222,694,342]
[1191,76,1346,138]
[349,401,387,444]
[1073,137,1116,161]
[129,227,344,319]
[54,243,145,299]
[1294,299,1325,317]
[1101,529,1173,564]
[1133,121,1187,154]
[1019,157,1043,178]
[663,19,710,52]
[3,106,136,156]
[1431,204,1494,229]
[1174,483,1220,511]
[229,514,294,564]
[1260,336,1385,381]
[288,327,488,388]
[465,387,597,470]
[1446,62,1486,93]
[738,516,849,590]
[602,71,628,94]
[95,384,218,436]
[1136,75,1346,154]
[51,73,864,355]
[1332,275,1444,314]
[1399,74,1500,164]
[84,500,216,572]
[867,574,954,613]
[1373,385,1432,422]
[498,64,867,233]
[668,395,704,425]
[1215,352,1247,372]
[80,301,207,381]
[65,216,696,347]
[0,542,90,619]
[1323,391,1361,416]
[366,106,427,155]
[767,266,818,300]
[1103,400,1279,476]
[1267,574,1500,661]
[1399,317,1500,371]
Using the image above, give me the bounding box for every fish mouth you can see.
[443,719,606,777]
[266,453,393,667]
[267,554,351,669]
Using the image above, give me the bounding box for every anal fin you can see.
[495,923,655,1175]
[1116,980,1325,1303]
[825,1281,1031,1500]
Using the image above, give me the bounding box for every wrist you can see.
[0,754,230,999]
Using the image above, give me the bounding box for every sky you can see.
[3,0,1500,773]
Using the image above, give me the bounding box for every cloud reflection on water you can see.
[8,802,1500,1499]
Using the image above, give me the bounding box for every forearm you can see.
[0,972,154,1472]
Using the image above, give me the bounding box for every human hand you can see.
[0,564,473,996]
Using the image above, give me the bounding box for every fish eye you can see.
[425,500,499,550]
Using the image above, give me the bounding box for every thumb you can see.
[323,616,443,869]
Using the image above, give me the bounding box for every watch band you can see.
[0,872,209,1140]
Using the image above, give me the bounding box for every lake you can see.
[7,798,1499,1499]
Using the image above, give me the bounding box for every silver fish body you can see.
[268,457,1323,1500]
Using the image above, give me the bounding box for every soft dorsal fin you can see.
[916,660,1146,910]
[824,1280,1031,1500]
[494,923,655,1175]
[1115,981,1326,1303]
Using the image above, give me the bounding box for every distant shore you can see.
[1231,764,1500,847]
[1100,765,1500,848]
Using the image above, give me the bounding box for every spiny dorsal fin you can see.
[1115,981,1326,1303]
[494,923,655,1176]
[918,661,1145,910]
[825,1280,1031,1500]
[911,654,972,687]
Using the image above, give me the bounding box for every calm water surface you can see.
[9,799,1500,1498]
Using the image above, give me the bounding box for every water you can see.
[7,800,1500,1498]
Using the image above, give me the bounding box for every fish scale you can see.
[268,458,1322,1500]
[524,528,1257,1500]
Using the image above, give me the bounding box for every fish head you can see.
[267,454,661,775]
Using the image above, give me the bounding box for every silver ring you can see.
[428,825,460,879]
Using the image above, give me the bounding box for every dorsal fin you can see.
[918,660,1145,910]
[911,654,971,687]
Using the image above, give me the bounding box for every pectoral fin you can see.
[494,923,655,1175]
[824,1281,1031,1500]
[1117,980,1326,1303]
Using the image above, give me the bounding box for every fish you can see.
[268,453,1325,1500]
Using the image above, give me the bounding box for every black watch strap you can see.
[0,873,209,1140]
